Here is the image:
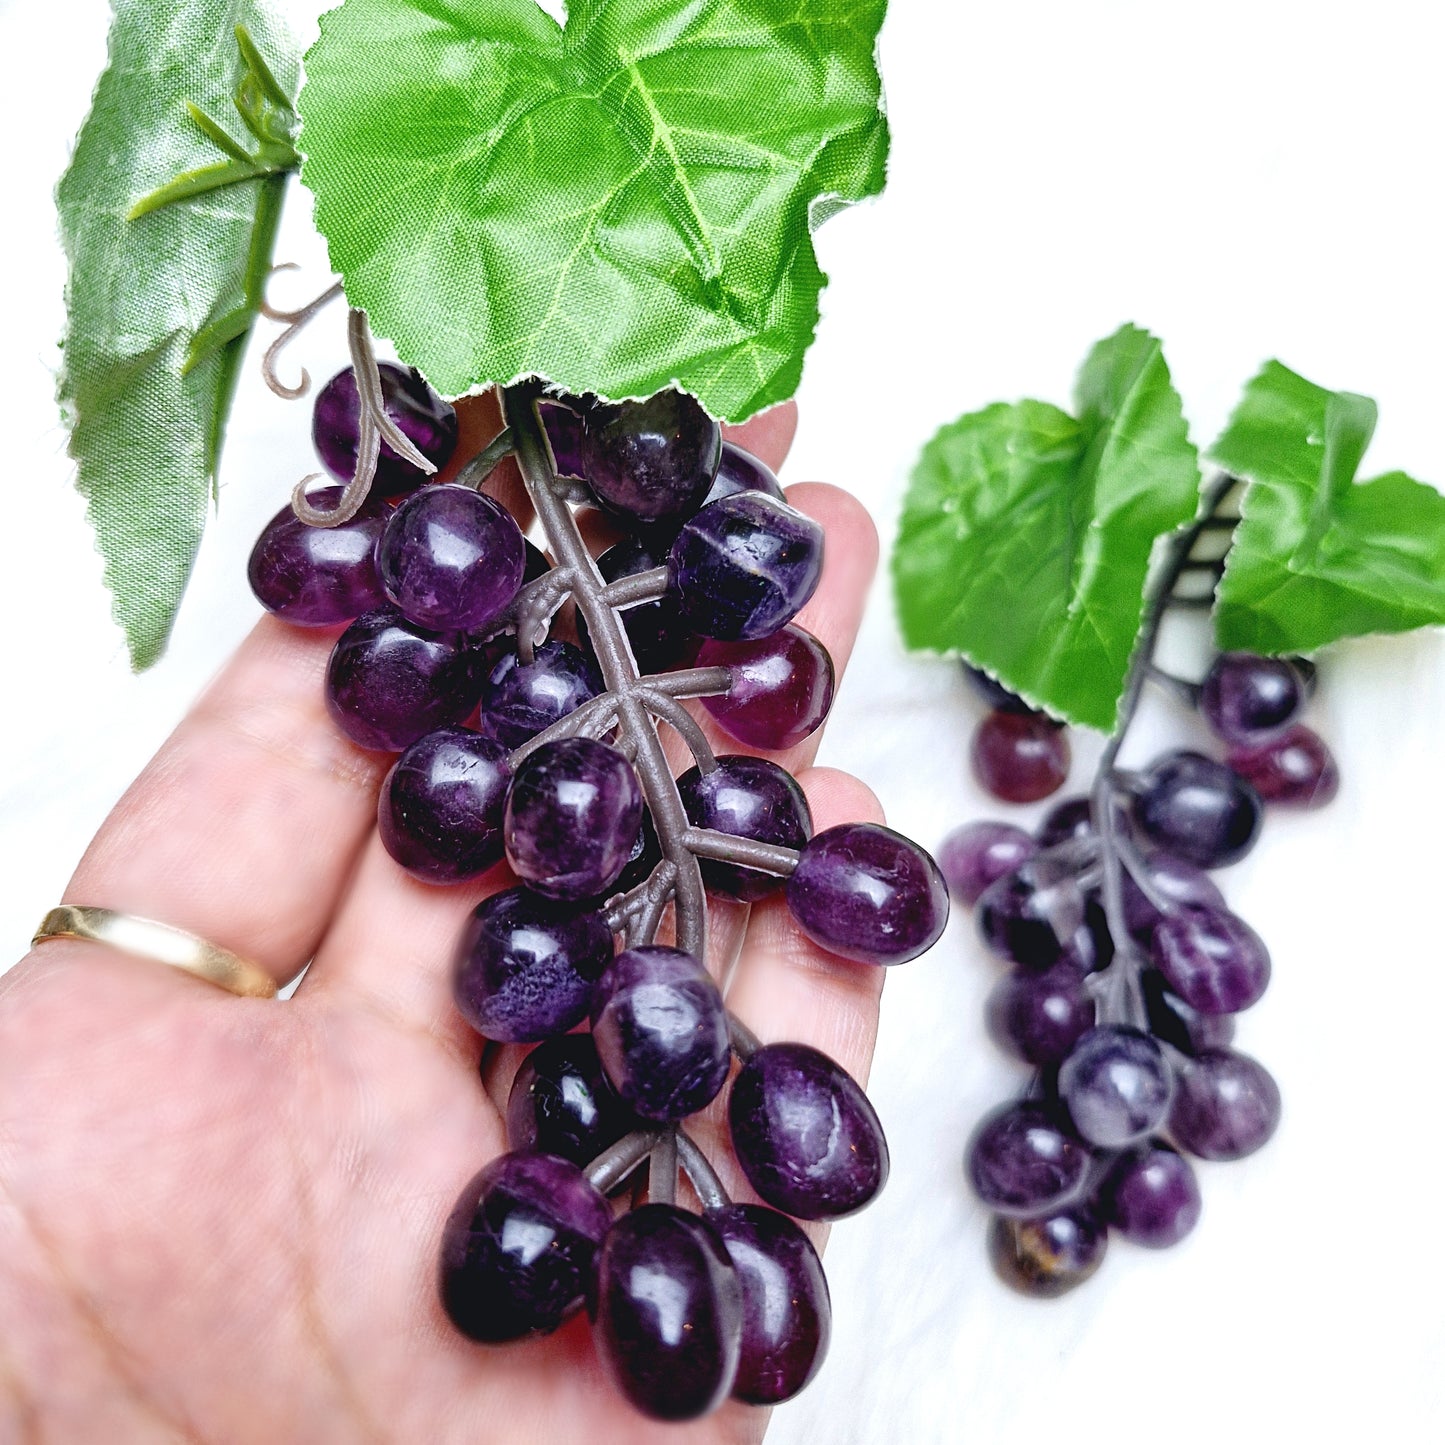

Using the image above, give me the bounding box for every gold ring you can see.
[31,906,278,1000]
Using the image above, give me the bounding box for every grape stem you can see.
[1089,473,1239,1026]
[585,1129,666,1193]
[676,1129,731,1211]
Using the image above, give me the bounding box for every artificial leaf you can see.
[57,4,298,669]
[1210,360,1445,654]
[892,325,1202,730]
[298,0,889,421]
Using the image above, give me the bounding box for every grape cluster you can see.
[247,343,948,1419]
[941,484,1337,1296]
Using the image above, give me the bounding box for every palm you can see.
[0,406,885,1442]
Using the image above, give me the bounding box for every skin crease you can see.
[0,394,890,1444]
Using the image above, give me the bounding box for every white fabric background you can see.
[2,1,1444,1440]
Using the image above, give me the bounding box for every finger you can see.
[722,400,798,472]
[58,619,389,986]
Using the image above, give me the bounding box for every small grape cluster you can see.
[246,319,948,1419]
[940,481,1338,1297]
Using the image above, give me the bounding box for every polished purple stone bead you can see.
[1036,796,1095,848]
[695,626,834,751]
[728,1042,888,1220]
[937,822,1038,907]
[1199,651,1302,745]
[986,965,1097,1066]
[590,947,731,1122]
[580,536,697,674]
[966,1102,1090,1219]
[439,1151,611,1343]
[711,1204,830,1404]
[1098,1145,1202,1248]
[988,1209,1107,1298]
[786,823,949,966]
[1169,1048,1282,1161]
[538,395,591,478]
[247,486,388,625]
[1151,905,1271,1015]
[592,1204,743,1422]
[477,640,603,749]
[313,362,458,496]
[452,887,614,1042]
[1227,724,1340,808]
[677,755,812,901]
[582,389,722,523]
[614,806,661,895]
[707,441,786,506]
[668,492,824,642]
[504,738,643,901]
[505,1035,632,1165]
[972,710,1071,803]
[961,662,1036,714]
[325,611,483,752]
[1058,1025,1174,1149]
[1141,970,1236,1055]
[1134,751,1263,868]
[1120,853,1225,942]
[377,485,525,631]
[976,861,1112,975]
[521,538,551,583]
[377,726,510,883]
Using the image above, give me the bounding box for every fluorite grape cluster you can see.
[248,360,948,1419]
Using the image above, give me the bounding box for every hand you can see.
[0,401,886,1445]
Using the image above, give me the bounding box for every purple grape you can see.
[313,362,457,496]
[695,627,835,751]
[582,389,722,523]
[972,710,1070,804]
[452,887,614,1042]
[477,640,603,750]
[1120,853,1226,942]
[1134,751,1263,868]
[786,823,949,966]
[1098,1145,1202,1248]
[614,805,661,894]
[976,862,1111,974]
[1150,905,1271,1015]
[377,726,510,883]
[1140,970,1236,1055]
[711,1204,830,1404]
[1199,651,1303,744]
[538,394,592,478]
[988,1209,1107,1298]
[506,1035,632,1165]
[377,484,525,632]
[1058,1025,1174,1149]
[325,611,483,752]
[1036,796,1094,848]
[247,486,388,625]
[504,738,643,901]
[590,947,731,1122]
[937,821,1038,907]
[961,662,1035,714]
[728,1042,888,1220]
[966,1102,1090,1219]
[677,756,812,901]
[1227,725,1340,808]
[668,493,824,642]
[986,965,1097,1066]
[591,1204,742,1422]
[1169,1049,1281,1161]
[439,1151,611,1342]
[580,536,697,673]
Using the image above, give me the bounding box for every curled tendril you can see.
[638,688,717,774]
[290,308,439,529]
[260,268,344,399]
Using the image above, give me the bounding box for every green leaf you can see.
[1210,360,1445,654]
[892,324,1202,730]
[298,0,889,421]
[57,5,298,668]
